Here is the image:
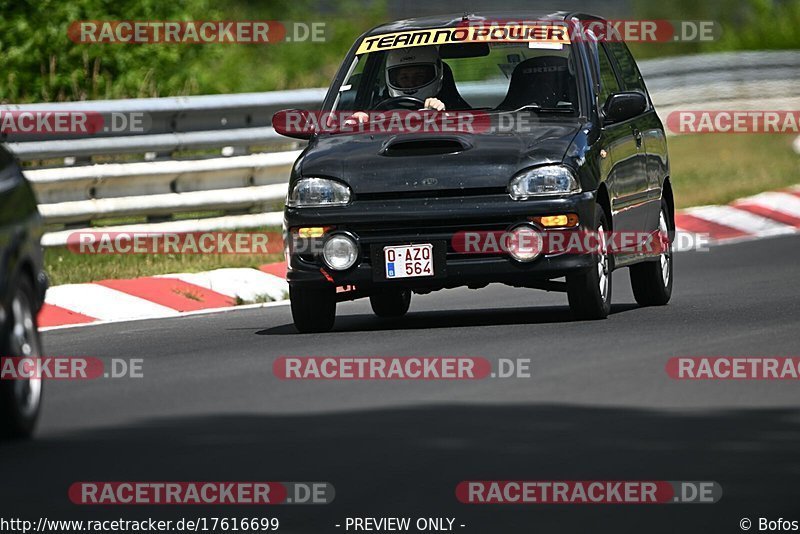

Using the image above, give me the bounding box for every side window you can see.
[607,42,646,93]
[336,57,365,111]
[334,55,368,110]
[354,52,388,110]
[597,45,620,107]
[333,53,385,111]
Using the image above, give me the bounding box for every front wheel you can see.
[370,289,411,318]
[289,285,336,333]
[567,207,612,320]
[629,199,673,306]
[0,277,44,439]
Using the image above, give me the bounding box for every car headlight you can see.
[509,166,581,199]
[287,177,351,207]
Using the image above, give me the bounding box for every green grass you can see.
[669,134,800,208]
[45,226,283,285]
[45,249,283,286]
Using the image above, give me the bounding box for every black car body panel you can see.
[298,123,583,195]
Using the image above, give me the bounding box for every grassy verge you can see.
[45,249,283,286]
[669,134,800,209]
[45,227,283,286]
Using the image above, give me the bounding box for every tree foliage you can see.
[0,0,386,102]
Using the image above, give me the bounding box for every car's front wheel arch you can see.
[595,183,613,232]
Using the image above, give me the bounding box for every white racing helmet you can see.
[385,46,443,100]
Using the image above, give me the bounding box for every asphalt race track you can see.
[1,234,799,533]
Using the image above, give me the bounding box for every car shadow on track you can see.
[2,404,797,534]
[256,303,641,335]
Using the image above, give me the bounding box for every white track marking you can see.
[45,284,179,321]
[159,268,288,302]
[684,205,796,236]
[734,191,800,219]
[40,299,291,332]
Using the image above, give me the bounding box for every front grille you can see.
[356,187,506,201]
[349,220,518,264]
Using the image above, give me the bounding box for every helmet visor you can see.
[387,64,437,90]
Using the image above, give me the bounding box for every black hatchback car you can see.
[0,144,48,438]
[275,12,674,333]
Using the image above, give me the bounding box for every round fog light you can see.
[322,234,358,270]
[507,225,543,262]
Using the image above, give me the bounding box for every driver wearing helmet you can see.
[384,46,447,111]
[347,46,448,125]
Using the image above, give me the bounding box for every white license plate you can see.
[384,244,434,279]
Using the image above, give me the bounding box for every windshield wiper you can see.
[511,104,576,114]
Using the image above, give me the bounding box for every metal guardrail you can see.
[1,88,326,159]
[640,51,800,116]
[28,151,301,224]
[2,51,797,246]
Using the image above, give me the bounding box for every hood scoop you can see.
[380,136,471,157]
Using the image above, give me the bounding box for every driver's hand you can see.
[424,98,446,111]
[344,111,369,126]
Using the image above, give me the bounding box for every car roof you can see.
[365,11,604,36]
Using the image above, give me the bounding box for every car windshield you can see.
[332,40,579,115]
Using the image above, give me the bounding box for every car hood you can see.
[297,120,583,195]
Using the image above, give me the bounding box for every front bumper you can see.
[285,191,599,294]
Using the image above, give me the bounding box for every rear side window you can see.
[597,45,620,106]
[607,42,646,93]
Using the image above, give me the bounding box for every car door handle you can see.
[632,129,643,149]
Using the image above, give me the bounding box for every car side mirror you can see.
[603,92,647,124]
[272,109,315,140]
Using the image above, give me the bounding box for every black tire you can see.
[630,199,673,306]
[567,206,612,320]
[370,289,411,318]
[289,285,336,333]
[0,277,44,439]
